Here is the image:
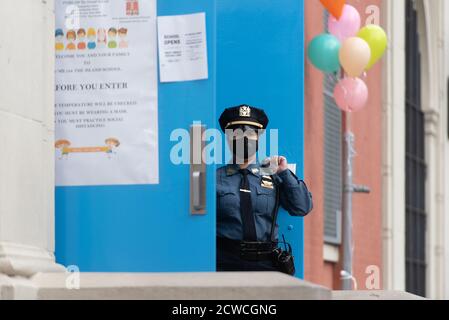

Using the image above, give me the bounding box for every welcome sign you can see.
[55,0,159,186]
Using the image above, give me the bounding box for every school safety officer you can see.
[216,105,313,272]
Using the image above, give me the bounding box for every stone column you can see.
[0,0,64,277]
[381,0,406,292]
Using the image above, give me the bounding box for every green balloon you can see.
[307,33,341,73]
[357,25,387,69]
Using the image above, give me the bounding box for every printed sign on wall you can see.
[55,0,159,186]
[157,12,209,83]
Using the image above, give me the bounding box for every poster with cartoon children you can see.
[55,0,158,186]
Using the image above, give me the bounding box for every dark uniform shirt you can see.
[217,163,313,242]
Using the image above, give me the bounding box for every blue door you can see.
[216,0,305,278]
[56,0,305,277]
[55,0,217,272]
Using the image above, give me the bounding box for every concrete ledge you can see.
[2,273,429,300]
[332,290,427,300]
[9,272,331,300]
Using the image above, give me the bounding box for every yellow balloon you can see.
[357,25,387,69]
[339,37,371,77]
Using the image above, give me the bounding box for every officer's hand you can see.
[276,156,289,174]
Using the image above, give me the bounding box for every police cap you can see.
[219,105,269,132]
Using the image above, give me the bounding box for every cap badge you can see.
[239,106,251,118]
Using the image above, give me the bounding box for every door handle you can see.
[190,124,206,214]
[192,171,203,210]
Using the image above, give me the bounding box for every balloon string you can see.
[346,110,352,133]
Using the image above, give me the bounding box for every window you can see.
[323,73,343,245]
[405,0,427,297]
[323,10,343,245]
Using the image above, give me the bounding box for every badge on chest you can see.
[261,175,274,189]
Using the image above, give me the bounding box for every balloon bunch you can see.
[308,1,387,112]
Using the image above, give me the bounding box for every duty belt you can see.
[217,237,277,262]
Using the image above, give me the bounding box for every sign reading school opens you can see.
[55,0,159,186]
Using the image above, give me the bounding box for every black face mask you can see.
[232,137,259,162]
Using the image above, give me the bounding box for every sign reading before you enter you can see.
[157,12,209,83]
[54,0,159,186]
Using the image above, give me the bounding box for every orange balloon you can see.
[320,0,346,20]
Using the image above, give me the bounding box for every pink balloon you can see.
[328,5,361,42]
[333,77,369,112]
